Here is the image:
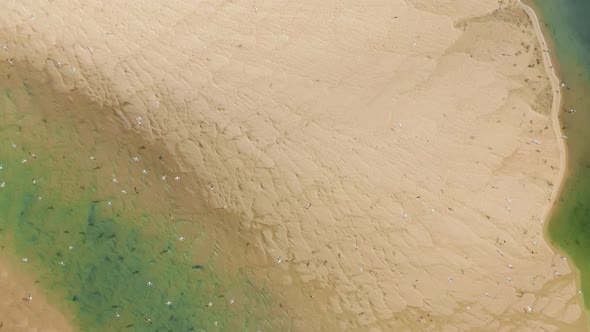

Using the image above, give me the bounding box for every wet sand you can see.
[0,75,291,330]
[0,257,72,332]
[0,0,587,330]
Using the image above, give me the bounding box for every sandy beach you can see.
[0,0,587,330]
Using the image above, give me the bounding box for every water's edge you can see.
[529,0,590,326]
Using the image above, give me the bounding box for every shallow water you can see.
[531,0,590,318]
[0,76,289,331]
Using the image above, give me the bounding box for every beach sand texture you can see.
[0,0,586,330]
[0,258,73,332]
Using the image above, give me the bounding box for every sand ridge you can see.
[0,0,586,330]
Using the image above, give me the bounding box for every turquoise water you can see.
[531,0,590,319]
[0,79,289,330]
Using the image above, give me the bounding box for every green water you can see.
[531,0,590,319]
[0,79,289,330]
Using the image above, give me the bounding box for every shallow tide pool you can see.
[0,78,288,331]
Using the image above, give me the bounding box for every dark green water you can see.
[0,78,289,330]
[532,0,590,319]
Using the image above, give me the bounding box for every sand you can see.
[0,0,586,330]
[0,257,72,332]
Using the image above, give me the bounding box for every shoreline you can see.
[518,0,588,322]
[0,4,585,326]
